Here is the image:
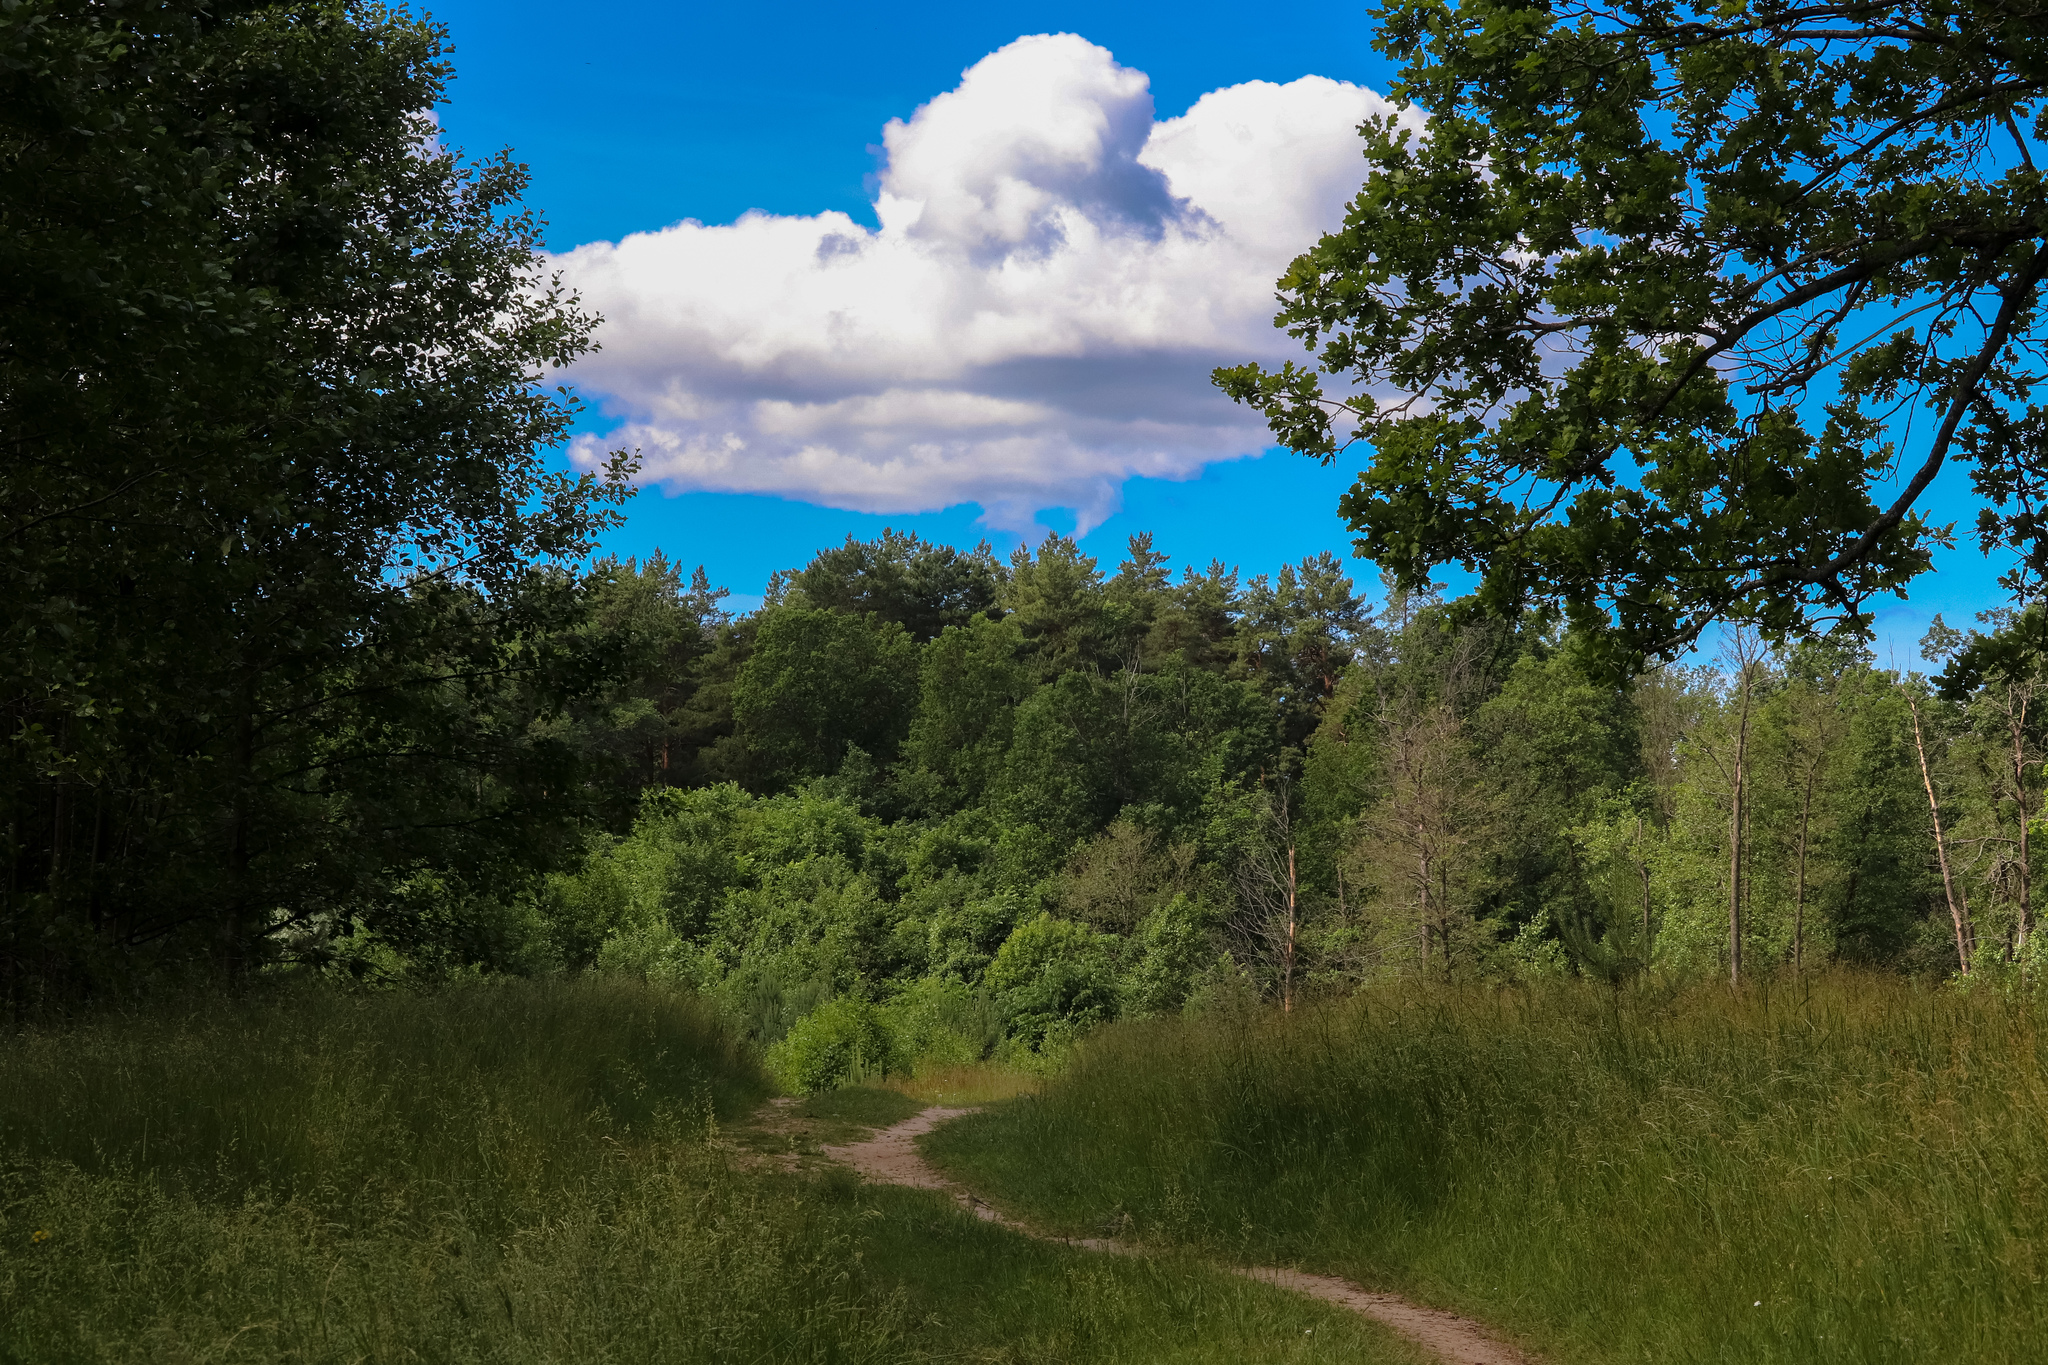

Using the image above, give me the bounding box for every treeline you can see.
[462,530,2032,1077]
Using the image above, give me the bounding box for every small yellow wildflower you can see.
[30,1229,50,1245]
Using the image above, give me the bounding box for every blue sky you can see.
[427,0,2006,655]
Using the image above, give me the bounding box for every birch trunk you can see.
[1729,667,1754,987]
[1909,695,1973,974]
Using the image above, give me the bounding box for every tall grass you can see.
[0,979,1438,1365]
[925,972,2048,1365]
[0,978,920,1363]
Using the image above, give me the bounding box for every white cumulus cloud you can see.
[557,33,1404,532]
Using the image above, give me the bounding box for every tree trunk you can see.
[1729,667,1754,987]
[2009,686,2033,953]
[1282,844,1298,1013]
[1909,695,1973,975]
[1794,758,1818,973]
[1418,846,1431,966]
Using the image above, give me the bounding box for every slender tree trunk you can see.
[1417,847,1431,966]
[1794,758,1818,973]
[1282,844,1298,1013]
[1909,695,1973,975]
[1729,668,1754,987]
[2010,688,2033,953]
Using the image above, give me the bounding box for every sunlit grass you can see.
[927,971,2048,1365]
[884,1060,1044,1106]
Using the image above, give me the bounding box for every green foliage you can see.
[735,606,921,784]
[568,553,731,815]
[1217,0,2048,665]
[902,614,1032,809]
[986,914,1120,1050]
[767,996,902,1094]
[1121,894,1219,1017]
[2,0,635,992]
[1473,647,1643,929]
[548,542,2031,1078]
[882,975,1001,1067]
[770,529,1003,642]
[922,885,1027,986]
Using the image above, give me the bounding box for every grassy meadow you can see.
[925,972,2048,1365]
[0,980,1424,1365]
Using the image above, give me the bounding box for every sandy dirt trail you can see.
[820,1106,1534,1365]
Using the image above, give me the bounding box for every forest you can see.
[21,483,2045,1077]
[423,531,2047,1083]
[10,0,2048,1037]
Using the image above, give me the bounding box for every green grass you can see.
[849,1181,1434,1364]
[797,1085,927,1131]
[924,971,2048,1365]
[0,978,917,1364]
[883,1060,1044,1106]
[0,980,1429,1364]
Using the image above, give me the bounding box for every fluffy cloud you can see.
[557,33,1404,532]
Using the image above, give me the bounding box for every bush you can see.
[883,975,1001,1070]
[767,997,901,1094]
[594,915,701,986]
[1120,893,1216,1016]
[986,913,1119,1049]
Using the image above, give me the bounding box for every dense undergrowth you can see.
[927,971,2048,1365]
[0,980,1424,1365]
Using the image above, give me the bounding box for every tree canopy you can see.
[1219,0,2048,669]
[2,1,632,992]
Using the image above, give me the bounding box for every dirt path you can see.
[820,1106,1534,1365]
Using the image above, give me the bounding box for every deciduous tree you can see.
[2,1,631,989]
[1220,0,2048,667]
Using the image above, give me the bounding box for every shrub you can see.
[1120,893,1216,1016]
[767,997,901,1094]
[883,975,1001,1070]
[986,913,1119,1049]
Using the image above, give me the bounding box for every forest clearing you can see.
[4,976,2041,1363]
[12,1,2048,1361]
